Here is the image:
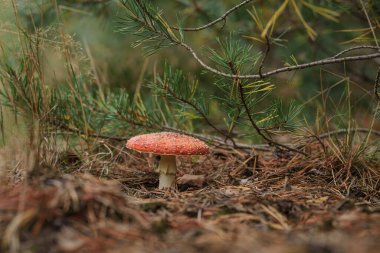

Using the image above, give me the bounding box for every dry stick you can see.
[171,0,254,31]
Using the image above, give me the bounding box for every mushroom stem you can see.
[157,155,177,189]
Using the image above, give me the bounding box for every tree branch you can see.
[164,84,233,142]
[329,45,380,59]
[180,41,380,80]
[124,1,380,82]
[171,0,253,32]
[234,66,307,156]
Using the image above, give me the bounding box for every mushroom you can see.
[126,132,209,189]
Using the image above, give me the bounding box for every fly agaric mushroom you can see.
[126,132,209,189]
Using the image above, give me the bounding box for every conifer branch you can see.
[181,41,380,80]
[164,85,228,139]
[120,1,380,81]
[171,0,253,32]
[329,45,380,59]
[236,73,307,156]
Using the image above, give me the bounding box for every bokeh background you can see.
[1,0,379,146]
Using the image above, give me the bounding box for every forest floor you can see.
[0,142,379,253]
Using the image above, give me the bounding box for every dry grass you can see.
[0,137,379,253]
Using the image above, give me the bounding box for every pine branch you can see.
[236,73,307,156]
[329,45,380,59]
[164,85,230,140]
[120,1,380,81]
[118,0,180,55]
[171,0,253,32]
[180,41,380,80]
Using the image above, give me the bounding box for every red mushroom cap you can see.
[126,132,209,155]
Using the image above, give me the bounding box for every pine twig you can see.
[329,45,380,59]
[229,59,307,156]
[171,0,253,32]
[237,80,307,156]
[164,84,233,143]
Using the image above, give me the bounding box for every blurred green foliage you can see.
[0,0,379,149]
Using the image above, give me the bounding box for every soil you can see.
[0,144,379,253]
